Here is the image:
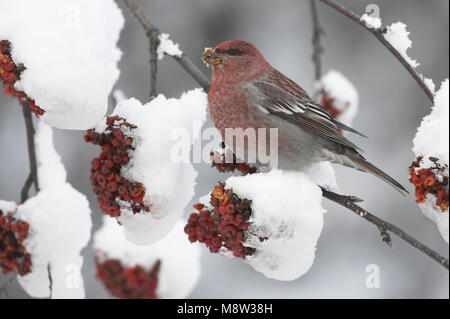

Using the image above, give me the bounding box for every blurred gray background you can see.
[1,0,448,298]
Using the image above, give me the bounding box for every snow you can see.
[106,89,208,244]
[420,195,449,244]
[112,89,127,104]
[316,70,359,127]
[94,217,201,298]
[384,22,419,68]
[361,13,382,29]
[157,33,183,60]
[225,170,325,281]
[15,121,92,298]
[0,200,17,214]
[412,79,449,243]
[303,162,340,193]
[413,80,449,167]
[422,76,436,95]
[0,0,124,129]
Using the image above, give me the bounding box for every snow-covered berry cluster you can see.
[84,116,150,217]
[96,257,160,299]
[409,156,449,212]
[0,40,44,117]
[0,208,32,276]
[184,182,258,258]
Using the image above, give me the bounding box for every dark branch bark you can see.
[317,0,434,102]
[20,103,39,203]
[47,263,53,299]
[121,0,159,99]
[121,0,210,93]
[310,0,324,80]
[321,187,449,270]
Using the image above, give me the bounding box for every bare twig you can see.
[20,103,39,203]
[121,0,210,93]
[120,0,159,99]
[47,263,53,299]
[317,0,434,102]
[310,0,324,80]
[320,187,449,270]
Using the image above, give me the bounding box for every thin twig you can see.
[317,0,434,102]
[121,0,159,99]
[20,103,39,203]
[320,187,449,270]
[47,263,53,299]
[121,0,210,93]
[310,0,324,80]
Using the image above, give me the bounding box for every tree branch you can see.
[121,0,210,93]
[20,103,39,203]
[317,0,434,102]
[310,0,324,80]
[320,187,449,270]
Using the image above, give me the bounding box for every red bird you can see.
[203,39,407,194]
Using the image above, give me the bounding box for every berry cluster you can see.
[0,209,32,276]
[84,116,150,217]
[210,143,257,175]
[184,182,258,258]
[319,91,346,119]
[0,40,45,117]
[96,257,160,299]
[409,156,449,212]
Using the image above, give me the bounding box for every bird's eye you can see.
[227,49,241,56]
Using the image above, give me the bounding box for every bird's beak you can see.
[201,47,223,68]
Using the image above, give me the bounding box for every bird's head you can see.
[202,40,269,80]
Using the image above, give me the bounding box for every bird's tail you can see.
[349,156,409,196]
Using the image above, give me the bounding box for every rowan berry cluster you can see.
[0,40,44,117]
[95,258,160,299]
[84,116,150,217]
[184,182,258,258]
[0,209,32,276]
[409,156,449,212]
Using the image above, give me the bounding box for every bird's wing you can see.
[252,80,364,152]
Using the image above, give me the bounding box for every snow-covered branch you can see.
[317,0,435,102]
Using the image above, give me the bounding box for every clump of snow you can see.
[412,79,449,243]
[421,76,436,95]
[361,13,382,29]
[421,196,449,244]
[15,121,92,298]
[0,0,124,129]
[315,70,359,127]
[112,89,127,104]
[0,200,17,214]
[413,80,449,168]
[303,162,340,193]
[225,170,325,281]
[157,33,183,60]
[104,89,207,244]
[384,22,419,68]
[94,217,201,298]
